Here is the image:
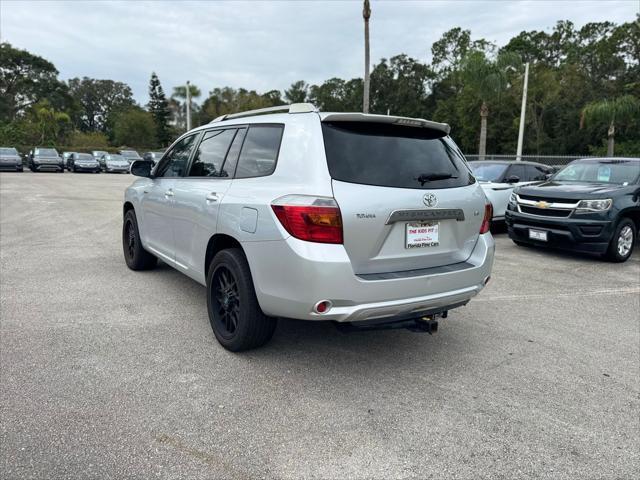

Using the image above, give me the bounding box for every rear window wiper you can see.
[415,173,458,186]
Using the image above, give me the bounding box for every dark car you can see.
[506,158,640,262]
[0,147,23,172]
[68,153,101,173]
[29,147,64,172]
[63,151,76,170]
[142,151,164,165]
[118,149,142,164]
[98,153,130,173]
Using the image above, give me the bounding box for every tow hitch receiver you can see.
[335,310,449,334]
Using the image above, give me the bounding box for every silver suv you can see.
[123,104,495,351]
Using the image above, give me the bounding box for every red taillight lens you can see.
[272,200,343,244]
[479,202,493,234]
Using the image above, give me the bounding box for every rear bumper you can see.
[505,209,613,254]
[243,233,494,322]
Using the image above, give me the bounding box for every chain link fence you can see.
[464,154,600,167]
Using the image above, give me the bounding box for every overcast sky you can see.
[1,0,638,104]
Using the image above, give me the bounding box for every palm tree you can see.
[582,95,640,156]
[362,0,371,113]
[461,51,521,160]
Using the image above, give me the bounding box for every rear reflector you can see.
[271,195,343,244]
[479,203,493,234]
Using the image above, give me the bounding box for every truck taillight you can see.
[479,202,493,234]
[271,195,343,244]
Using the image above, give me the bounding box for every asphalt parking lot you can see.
[1,171,638,479]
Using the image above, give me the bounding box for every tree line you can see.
[0,16,638,155]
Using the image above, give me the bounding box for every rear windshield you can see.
[322,122,474,189]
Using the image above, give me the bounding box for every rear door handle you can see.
[164,189,174,198]
[205,192,219,202]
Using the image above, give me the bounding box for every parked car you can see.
[506,157,640,262]
[143,151,164,165]
[0,147,23,172]
[99,153,130,173]
[469,161,555,221]
[29,147,64,172]
[119,149,142,164]
[62,151,76,170]
[69,152,101,173]
[91,150,108,161]
[122,104,495,351]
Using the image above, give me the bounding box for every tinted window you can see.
[77,154,93,160]
[527,164,549,181]
[322,122,473,189]
[235,125,283,179]
[507,164,526,182]
[222,128,246,178]
[188,129,237,177]
[156,134,198,177]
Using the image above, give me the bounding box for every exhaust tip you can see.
[314,300,332,314]
[483,276,491,286]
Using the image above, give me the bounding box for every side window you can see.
[221,128,246,178]
[235,125,284,179]
[528,165,548,181]
[507,164,526,182]
[188,129,237,177]
[156,134,198,178]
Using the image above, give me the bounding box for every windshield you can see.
[322,122,473,189]
[35,148,58,156]
[469,162,509,182]
[92,151,107,156]
[0,148,18,155]
[554,160,640,185]
[107,155,124,161]
[77,154,94,160]
[121,150,140,158]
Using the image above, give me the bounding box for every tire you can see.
[604,218,636,263]
[206,248,277,351]
[122,209,157,270]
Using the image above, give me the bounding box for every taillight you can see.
[479,202,493,234]
[271,195,343,244]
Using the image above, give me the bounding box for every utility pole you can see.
[362,0,371,113]
[516,62,529,161]
[186,80,192,131]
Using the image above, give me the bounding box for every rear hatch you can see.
[321,117,485,275]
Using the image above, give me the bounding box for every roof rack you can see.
[210,103,317,123]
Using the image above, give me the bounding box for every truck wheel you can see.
[122,209,157,270]
[206,248,276,351]
[605,218,635,262]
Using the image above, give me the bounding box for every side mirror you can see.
[130,159,154,178]
[506,175,520,184]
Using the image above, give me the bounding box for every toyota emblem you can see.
[423,193,438,207]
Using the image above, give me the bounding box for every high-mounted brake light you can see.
[479,202,493,234]
[271,195,343,244]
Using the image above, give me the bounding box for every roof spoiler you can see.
[321,113,451,135]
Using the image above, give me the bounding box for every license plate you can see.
[406,222,439,248]
[529,229,548,241]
